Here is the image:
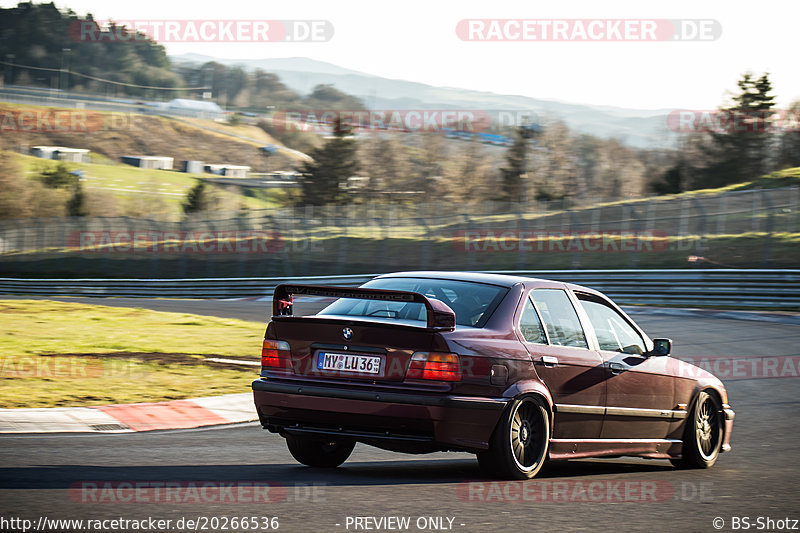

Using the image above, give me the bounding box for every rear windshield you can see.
[317,277,509,328]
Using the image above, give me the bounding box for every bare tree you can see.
[357,135,411,202]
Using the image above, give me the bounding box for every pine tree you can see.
[183,180,212,214]
[40,163,77,189]
[298,118,360,206]
[697,72,777,188]
[652,160,687,195]
[499,125,536,202]
[66,182,88,216]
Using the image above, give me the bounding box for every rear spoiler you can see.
[272,284,456,331]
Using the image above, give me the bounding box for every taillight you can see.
[261,339,292,371]
[406,352,461,382]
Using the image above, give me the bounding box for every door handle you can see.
[541,356,558,367]
[609,362,625,374]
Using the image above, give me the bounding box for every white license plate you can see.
[317,352,381,374]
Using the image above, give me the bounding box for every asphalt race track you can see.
[1,298,799,532]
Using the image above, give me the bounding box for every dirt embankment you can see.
[0,104,296,171]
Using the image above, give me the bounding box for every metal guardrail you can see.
[0,274,378,299]
[1,270,799,310]
[492,269,800,309]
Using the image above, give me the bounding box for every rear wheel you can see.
[285,435,355,468]
[671,391,722,469]
[478,396,549,479]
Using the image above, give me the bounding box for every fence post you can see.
[148,217,160,278]
[275,214,294,278]
[626,205,643,269]
[177,218,187,278]
[791,187,799,234]
[761,190,774,267]
[237,215,248,277]
[567,209,580,269]
[464,214,476,270]
[336,212,349,275]
[376,216,389,273]
[516,214,529,271]
[416,217,432,270]
[751,192,761,233]
[690,198,707,263]
[716,193,727,236]
[206,220,218,278]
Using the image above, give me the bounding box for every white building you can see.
[31,146,90,163]
[121,155,174,170]
[204,164,251,178]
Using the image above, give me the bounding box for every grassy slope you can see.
[0,299,265,408]
[1,102,296,217]
[0,102,279,165]
[17,153,286,218]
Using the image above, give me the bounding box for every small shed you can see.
[204,164,250,178]
[183,160,204,174]
[121,155,174,170]
[31,146,90,163]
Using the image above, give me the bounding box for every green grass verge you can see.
[0,300,265,408]
[18,153,282,217]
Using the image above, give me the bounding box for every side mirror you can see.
[648,338,672,356]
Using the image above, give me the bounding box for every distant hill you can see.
[171,54,677,148]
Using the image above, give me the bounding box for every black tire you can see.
[285,435,355,468]
[671,391,723,469]
[477,396,550,479]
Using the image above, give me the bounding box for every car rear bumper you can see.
[252,378,509,452]
[722,405,735,452]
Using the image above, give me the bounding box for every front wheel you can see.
[671,391,723,469]
[478,396,550,479]
[285,435,355,468]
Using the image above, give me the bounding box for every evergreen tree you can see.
[183,180,212,214]
[499,125,537,202]
[697,72,776,188]
[66,182,88,216]
[652,160,687,195]
[297,118,360,206]
[40,163,77,189]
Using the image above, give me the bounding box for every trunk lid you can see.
[269,316,446,382]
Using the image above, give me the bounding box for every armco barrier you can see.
[491,270,800,309]
[0,270,799,309]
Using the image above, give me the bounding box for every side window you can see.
[579,297,646,355]
[530,289,588,349]
[519,297,546,344]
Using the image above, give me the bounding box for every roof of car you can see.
[375,271,578,289]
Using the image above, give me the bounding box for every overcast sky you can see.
[4,0,797,110]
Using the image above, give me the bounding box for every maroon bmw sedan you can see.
[252,272,734,479]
